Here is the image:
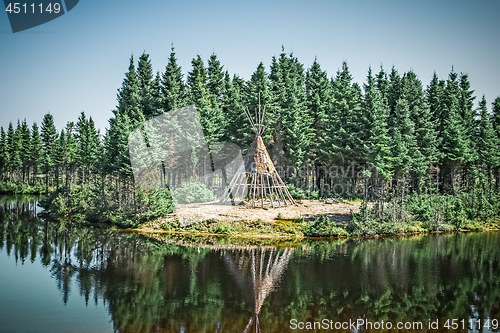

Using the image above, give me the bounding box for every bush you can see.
[0,181,44,194]
[213,223,235,234]
[287,184,306,199]
[304,215,348,237]
[287,184,320,200]
[137,188,176,221]
[173,181,216,204]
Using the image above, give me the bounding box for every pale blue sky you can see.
[1,0,499,132]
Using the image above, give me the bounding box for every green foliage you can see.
[287,183,306,199]
[213,223,235,235]
[173,181,216,204]
[0,181,44,194]
[304,215,348,237]
[136,188,176,221]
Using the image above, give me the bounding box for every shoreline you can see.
[130,198,500,243]
[128,224,500,249]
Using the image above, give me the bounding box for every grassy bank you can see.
[136,201,500,239]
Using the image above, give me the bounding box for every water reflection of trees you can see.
[1,196,500,332]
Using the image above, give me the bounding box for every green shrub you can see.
[0,181,44,194]
[173,181,216,204]
[287,184,306,200]
[304,215,348,237]
[213,223,235,234]
[137,188,176,221]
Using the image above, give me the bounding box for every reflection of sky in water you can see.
[0,250,112,333]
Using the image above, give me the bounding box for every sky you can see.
[1,0,500,132]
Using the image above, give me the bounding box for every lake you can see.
[0,195,499,332]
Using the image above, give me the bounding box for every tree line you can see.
[1,46,499,224]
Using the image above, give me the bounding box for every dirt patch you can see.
[143,199,361,229]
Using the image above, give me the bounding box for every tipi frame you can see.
[220,98,297,208]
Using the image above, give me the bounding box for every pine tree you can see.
[269,51,312,168]
[441,93,468,194]
[8,122,22,180]
[476,95,499,169]
[188,55,224,144]
[137,52,155,119]
[30,123,42,185]
[206,53,225,109]
[403,71,439,177]
[492,96,500,191]
[105,111,134,179]
[0,127,9,181]
[222,72,252,149]
[151,72,163,117]
[492,97,500,139]
[387,67,402,129]
[328,61,362,164]
[116,55,142,127]
[65,122,78,189]
[20,119,31,183]
[41,113,57,192]
[376,66,389,105]
[53,129,66,190]
[361,68,392,180]
[390,94,415,176]
[162,45,187,112]
[427,72,446,142]
[458,73,477,162]
[305,58,331,166]
[245,62,272,144]
[188,55,207,105]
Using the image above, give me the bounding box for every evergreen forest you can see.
[1,47,500,232]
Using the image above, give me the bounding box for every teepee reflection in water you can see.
[222,247,294,332]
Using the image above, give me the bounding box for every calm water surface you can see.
[0,195,499,332]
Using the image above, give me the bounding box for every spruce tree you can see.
[476,95,499,169]
[458,73,477,162]
[30,123,42,185]
[137,52,155,119]
[403,71,439,176]
[441,93,468,193]
[426,72,446,142]
[390,94,415,176]
[0,127,9,181]
[305,58,332,166]
[361,68,392,180]
[492,97,500,139]
[188,55,224,144]
[328,61,362,164]
[53,129,66,190]
[246,62,272,143]
[387,67,402,129]
[116,55,142,128]
[151,72,163,117]
[222,72,252,149]
[65,122,78,188]
[206,53,225,109]
[8,122,22,180]
[187,55,207,105]
[162,46,187,112]
[376,66,389,105]
[269,51,312,168]
[20,119,31,183]
[41,113,57,191]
